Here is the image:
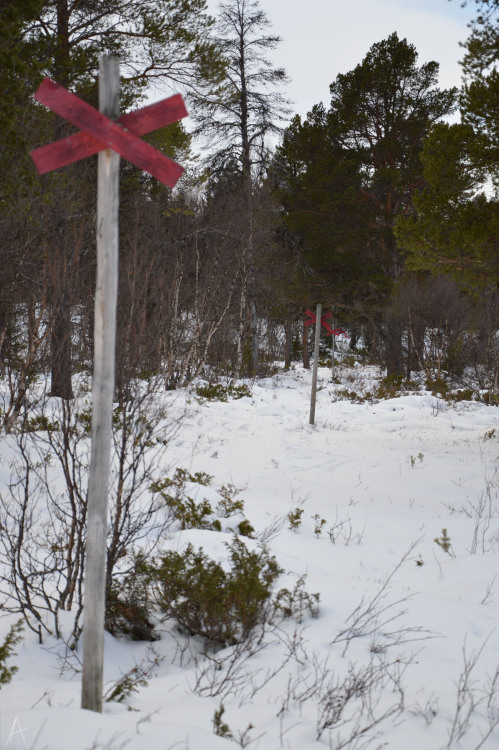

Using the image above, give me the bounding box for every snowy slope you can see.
[1,363,499,750]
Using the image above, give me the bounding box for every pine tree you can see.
[395,2,499,291]
[460,0,499,178]
[394,122,499,289]
[272,108,374,306]
[0,1,45,203]
[0,1,51,394]
[194,0,289,180]
[274,33,457,375]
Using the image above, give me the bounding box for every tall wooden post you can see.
[31,49,188,716]
[81,55,120,713]
[309,303,322,426]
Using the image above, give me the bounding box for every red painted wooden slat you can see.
[121,94,187,134]
[32,79,185,187]
[31,93,187,174]
[32,130,102,174]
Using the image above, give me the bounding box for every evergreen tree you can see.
[395,2,499,291]
[0,0,45,188]
[274,33,456,374]
[0,1,52,398]
[272,109,374,308]
[394,122,499,289]
[460,0,499,178]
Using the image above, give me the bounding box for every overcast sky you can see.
[207,0,476,121]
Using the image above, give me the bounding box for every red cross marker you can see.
[31,78,187,188]
[305,309,332,329]
[304,309,350,338]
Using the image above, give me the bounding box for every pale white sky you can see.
[207,0,475,120]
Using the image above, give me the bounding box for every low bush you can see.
[334,375,420,404]
[105,553,157,642]
[374,374,419,400]
[287,507,304,530]
[426,376,449,396]
[275,576,320,622]
[444,388,474,403]
[151,539,283,647]
[195,382,252,403]
[334,388,374,405]
[341,354,358,368]
[0,620,23,688]
[104,649,163,703]
[26,415,60,432]
[434,528,454,556]
[149,468,254,536]
[481,391,499,407]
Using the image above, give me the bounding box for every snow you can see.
[2,362,499,749]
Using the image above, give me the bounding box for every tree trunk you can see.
[284,319,292,368]
[407,313,425,378]
[235,257,247,380]
[249,298,258,376]
[50,266,74,400]
[302,322,310,369]
[246,181,258,376]
[349,329,360,350]
[385,313,404,376]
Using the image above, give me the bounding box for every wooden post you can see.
[30,72,186,714]
[309,303,322,426]
[81,55,120,713]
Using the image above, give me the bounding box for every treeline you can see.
[1,0,498,423]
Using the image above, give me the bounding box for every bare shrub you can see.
[0,377,178,645]
[467,459,499,555]
[391,274,475,381]
[328,510,367,545]
[444,635,499,750]
[315,652,407,744]
[330,542,432,657]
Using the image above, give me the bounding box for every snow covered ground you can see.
[2,361,499,750]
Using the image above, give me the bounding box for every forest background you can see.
[0,0,498,420]
[1,4,499,746]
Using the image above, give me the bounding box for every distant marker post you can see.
[309,303,322,425]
